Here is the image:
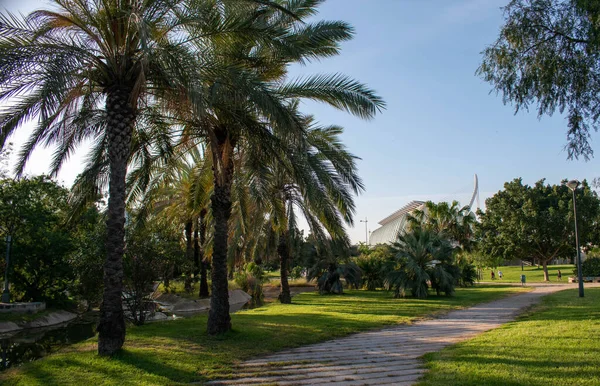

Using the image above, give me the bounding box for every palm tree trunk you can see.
[207,132,233,335]
[278,231,292,304]
[184,220,193,293]
[199,210,209,298]
[193,219,200,282]
[98,88,134,356]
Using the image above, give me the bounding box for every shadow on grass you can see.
[1,287,527,385]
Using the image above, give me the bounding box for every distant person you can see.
[498,270,503,279]
[557,270,562,281]
[491,270,495,280]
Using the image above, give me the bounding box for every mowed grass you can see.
[419,288,600,386]
[1,286,526,385]
[486,264,575,283]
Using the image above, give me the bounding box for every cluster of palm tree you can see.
[0,0,384,355]
[385,201,477,298]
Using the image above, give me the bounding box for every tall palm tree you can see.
[179,0,384,334]
[0,0,209,355]
[248,115,364,303]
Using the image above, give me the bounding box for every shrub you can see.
[289,266,304,280]
[234,263,265,304]
[356,254,385,291]
[580,257,600,277]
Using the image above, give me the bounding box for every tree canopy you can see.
[479,0,600,159]
[477,178,600,280]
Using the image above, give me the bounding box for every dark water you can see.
[0,318,97,371]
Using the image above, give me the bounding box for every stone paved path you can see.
[206,285,581,386]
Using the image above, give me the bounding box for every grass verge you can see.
[1,286,526,385]
[484,264,574,283]
[418,288,600,386]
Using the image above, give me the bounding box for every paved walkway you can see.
[207,285,588,386]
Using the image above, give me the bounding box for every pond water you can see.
[0,317,97,371]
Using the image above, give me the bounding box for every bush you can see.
[457,261,477,287]
[580,257,600,277]
[289,266,304,280]
[356,254,385,291]
[234,263,265,305]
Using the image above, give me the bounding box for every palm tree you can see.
[387,227,456,298]
[247,115,364,303]
[307,237,362,294]
[177,1,384,334]
[0,0,212,355]
[408,200,476,252]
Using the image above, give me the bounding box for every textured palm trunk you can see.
[184,220,193,293]
[278,232,292,304]
[193,220,200,281]
[207,132,233,335]
[199,210,209,298]
[97,88,134,356]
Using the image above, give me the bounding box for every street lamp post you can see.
[567,179,584,298]
[1,235,11,303]
[360,218,368,245]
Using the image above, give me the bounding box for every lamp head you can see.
[566,179,580,191]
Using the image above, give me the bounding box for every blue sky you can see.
[3,0,600,244]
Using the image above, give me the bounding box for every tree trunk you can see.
[207,132,233,335]
[193,219,200,282]
[97,88,134,356]
[199,211,209,298]
[184,220,193,293]
[277,232,292,304]
[542,260,549,282]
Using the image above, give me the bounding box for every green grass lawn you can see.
[419,288,600,386]
[1,286,526,385]
[485,264,575,283]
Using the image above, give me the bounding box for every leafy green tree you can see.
[0,176,74,305]
[69,205,106,309]
[477,178,600,281]
[123,216,182,326]
[386,227,457,298]
[478,0,600,159]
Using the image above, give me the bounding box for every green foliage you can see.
[124,218,183,325]
[478,0,600,159]
[289,266,304,280]
[408,200,476,252]
[69,206,106,308]
[307,238,362,294]
[386,228,458,298]
[580,257,600,277]
[356,244,394,291]
[456,260,477,287]
[477,178,600,280]
[234,262,266,303]
[0,176,76,305]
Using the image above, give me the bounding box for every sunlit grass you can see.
[419,288,600,386]
[485,264,575,283]
[1,286,527,385]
